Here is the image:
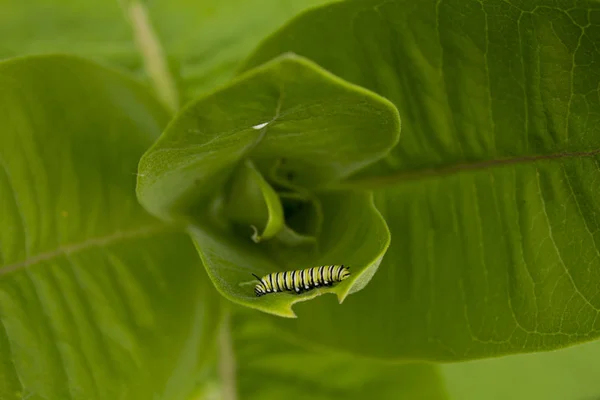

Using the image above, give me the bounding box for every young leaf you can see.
[137,54,399,316]
[189,191,389,317]
[240,0,600,359]
[0,55,220,400]
[222,160,284,243]
[137,53,400,219]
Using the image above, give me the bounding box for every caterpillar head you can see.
[252,273,266,297]
[340,266,351,280]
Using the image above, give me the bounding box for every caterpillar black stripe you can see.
[252,265,350,297]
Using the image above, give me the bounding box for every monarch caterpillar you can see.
[252,265,350,297]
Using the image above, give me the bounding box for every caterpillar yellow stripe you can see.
[252,265,350,297]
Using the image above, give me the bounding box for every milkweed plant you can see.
[1,0,600,399]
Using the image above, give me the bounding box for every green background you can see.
[2,0,600,399]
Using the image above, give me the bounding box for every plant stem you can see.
[123,0,180,113]
[218,312,238,400]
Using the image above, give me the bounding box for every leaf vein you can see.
[65,255,112,398]
[535,168,599,313]
[46,261,101,400]
[560,163,600,274]
[0,223,173,277]
[0,315,24,396]
[23,269,73,399]
[340,147,600,189]
[0,154,30,257]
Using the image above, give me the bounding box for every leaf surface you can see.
[0,0,140,72]
[0,55,219,400]
[144,0,336,97]
[241,0,600,359]
[223,160,285,243]
[0,0,334,98]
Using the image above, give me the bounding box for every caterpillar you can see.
[252,265,350,297]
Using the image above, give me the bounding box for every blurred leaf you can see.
[232,309,449,400]
[242,0,600,359]
[144,0,336,98]
[0,0,334,98]
[442,340,600,400]
[137,54,398,316]
[0,55,220,400]
[0,0,141,72]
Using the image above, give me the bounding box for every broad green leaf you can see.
[241,0,600,359]
[443,339,600,400]
[137,54,398,316]
[232,309,449,400]
[0,55,220,400]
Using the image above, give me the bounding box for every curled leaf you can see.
[137,53,400,315]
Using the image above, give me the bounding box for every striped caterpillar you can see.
[253,265,350,297]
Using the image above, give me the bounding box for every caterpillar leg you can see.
[296,285,317,294]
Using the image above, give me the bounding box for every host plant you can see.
[1,0,600,399]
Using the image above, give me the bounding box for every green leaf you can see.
[137,54,398,316]
[137,53,400,218]
[240,0,600,359]
[0,55,220,399]
[232,309,449,400]
[0,0,335,99]
[223,160,284,243]
[189,190,390,317]
[443,340,600,400]
[0,0,141,72]
[143,0,337,98]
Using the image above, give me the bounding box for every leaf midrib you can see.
[336,147,600,189]
[0,222,177,277]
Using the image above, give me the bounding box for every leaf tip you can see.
[277,304,298,318]
[336,289,349,304]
